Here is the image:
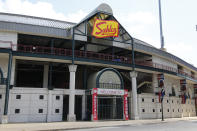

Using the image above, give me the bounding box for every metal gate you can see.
[97,96,123,120]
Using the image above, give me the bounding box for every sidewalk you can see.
[0,117,197,131]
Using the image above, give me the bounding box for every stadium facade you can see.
[0,3,197,123]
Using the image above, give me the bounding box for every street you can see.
[66,120,197,131]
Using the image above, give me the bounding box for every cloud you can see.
[0,0,87,23]
[117,11,159,46]
[119,11,157,25]
[167,42,197,66]
[0,0,159,47]
[0,0,196,66]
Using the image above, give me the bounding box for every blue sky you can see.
[0,0,197,66]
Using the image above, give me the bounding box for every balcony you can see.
[1,43,196,81]
[14,44,132,64]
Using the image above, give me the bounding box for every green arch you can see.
[96,68,124,89]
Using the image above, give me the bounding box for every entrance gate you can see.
[97,96,123,120]
[92,88,129,121]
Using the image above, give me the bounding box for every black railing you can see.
[99,83,121,89]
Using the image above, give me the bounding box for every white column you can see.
[112,96,116,119]
[130,71,139,120]
[43,64,49,88]
[10,58,16,86]
[67,65,77,121]
[47,90,52,122]
[152,74,158,93]
[82,95,86,120]
[153,74,160,118]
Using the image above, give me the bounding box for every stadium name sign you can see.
[92,19,119,38]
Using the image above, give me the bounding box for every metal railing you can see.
[135,60,178,73]
[0,41,196,81]
[99,83,121,89]
[15,44,132,64]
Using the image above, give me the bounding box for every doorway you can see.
[97,96,123,120]
[63,95,69,121]
[75,95,82,120]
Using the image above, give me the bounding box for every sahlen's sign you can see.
[92,19,119,38]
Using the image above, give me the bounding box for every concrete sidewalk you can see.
[0,117,197,131]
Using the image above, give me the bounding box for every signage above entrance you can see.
[92,19,119,38]
[97,88,124,96]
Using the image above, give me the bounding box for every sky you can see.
[0,0,196,66]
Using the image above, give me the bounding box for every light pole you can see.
[161,88,165,121]
[158,0,165,49]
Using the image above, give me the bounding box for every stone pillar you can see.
[10,58,16,86]
[152,74,158,92]
[130,71,139,120]
[82,95,86,120]
[43,64,49,88]
[47,90,52,122]
[152,74,160,118]
[112,96,116,119]
[67,65,77,121]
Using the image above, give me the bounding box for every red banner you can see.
[92,88,98,120]
[124,89,129,120]
[158,92,161,103]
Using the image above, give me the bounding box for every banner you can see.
[92,19,119,38]
[92,88,98,120]
[97,88,124,96]
[124,89,129,120]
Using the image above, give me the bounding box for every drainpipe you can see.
[3,51,13,118]
[72,27,75,64]
[131,37,135,70]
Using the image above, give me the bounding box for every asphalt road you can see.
[66,120,197,131]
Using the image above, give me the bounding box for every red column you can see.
[124,89,129,120]
[92,88,98,121]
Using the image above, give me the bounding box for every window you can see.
[0,94,2,99]
[142,109,145,112]
[16,95,21,99]
[38,109,43,113]
[178,109,179,112]
[160,109,162,112]
[152,99,154,102]
[15,109,20,114]
[142,98,144,102]
[39,95,44,100]
[167,109,169,112]
[173,109,174,112]
[56,96,60,100]
[172,100,173,103]
[153,109,155,112]
[55,109,59,113]
[167,100,169,103]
